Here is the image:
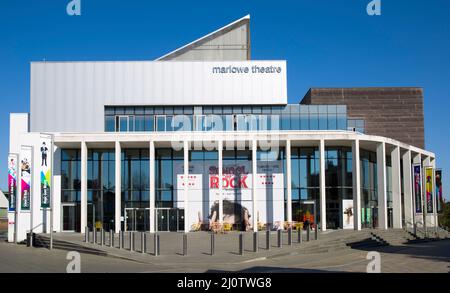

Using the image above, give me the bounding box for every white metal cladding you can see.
[30,61,287,133]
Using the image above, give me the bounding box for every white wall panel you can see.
[30,61,287,133]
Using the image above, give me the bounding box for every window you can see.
[115,115,135,132]
[348,119,365,133]
[156,115,166,132]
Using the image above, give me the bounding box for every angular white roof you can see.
[156,15,251,61]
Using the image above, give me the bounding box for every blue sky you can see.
[0,0,449,200]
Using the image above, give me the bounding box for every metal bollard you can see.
[315,225,318,240]
[93,228,97,244]
[239,233,244,255]
[288,228,292,246]
[144,233,147,254]
[307,225,310,242]
[85,227,89,242]
[183,233,188,256]
[119,231,123,249]
[110,230,114,248]
[298,228,302,244]
[210,233,215,256]
[266,230,270,250]
[277,229,282,248]
[129,231,134,252]
[141,232,145,254]
[154,233,160,256]
[100,229,104,246]
[253,232,258,252]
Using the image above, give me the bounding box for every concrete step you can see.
[33,234,108,256]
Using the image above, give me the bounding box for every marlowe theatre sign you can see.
[213,65,283,74]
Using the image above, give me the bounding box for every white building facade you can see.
[7,16,439,242]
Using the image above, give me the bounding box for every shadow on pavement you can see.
[206,266,345,273]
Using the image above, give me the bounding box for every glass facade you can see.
[61,150,81,202]
[59,144,398,232]
[61,149,81,232]
[87,149,116,231]
[325,147,353,229]
[122,149,149,209]
[104,104,349,132]
[155,149,183,208]
[360,150,378,229]
[285,148,320,227]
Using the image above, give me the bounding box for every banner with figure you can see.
[413,164,422,213]
[436,170,443,213]
[8,154,18,211]
[20,146,32,210]
[40,136,52,208]
[425,167,434,214]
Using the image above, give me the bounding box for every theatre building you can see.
[7,15,440,243]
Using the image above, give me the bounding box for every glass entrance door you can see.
[125,208,150,232]
[62,204,80,232]
[156,208,184,232]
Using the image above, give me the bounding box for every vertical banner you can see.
[435,170,443,213]
[425,167,434,214]
[40,136,52,208]
[20,146,32,211]
[413,164,422,213]
[8,154,18,211]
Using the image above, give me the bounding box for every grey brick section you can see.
[301,87,425,149]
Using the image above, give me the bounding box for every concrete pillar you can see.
[149,141,155,233]
[391,146,402,229]
[319,139,326,231]
[377,142,388,230]
[352,140,361,230]
[114,141,121,233]
[252,139,258,232]
[402,150,414,228]
[184,140,189,232]
[218,140,223,224]
[286,140,292,223]
[80,141,88,234]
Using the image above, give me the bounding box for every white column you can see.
[319,139,326,231]
[402,150,414,228]
[431,158,438,228]
[149,141,155,233]
[352,140,361,230]
[391,146,402,229]
[114,141,121,233]
[52,146,62,233]
[252,139,258,232]
[183,140,189,232]
[218,140,223,224]
[423,156,431,228]
[286,140,292,223]
[80,141,88,233]
[377,142,388,230]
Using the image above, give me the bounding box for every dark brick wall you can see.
[301,88,425,149]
